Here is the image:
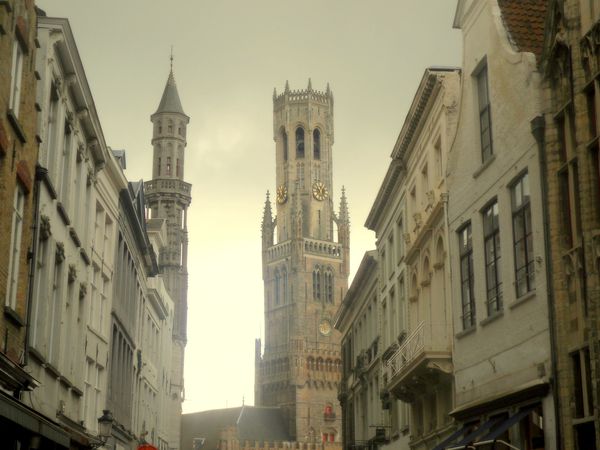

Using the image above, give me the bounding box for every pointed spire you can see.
[155,55,186,116]
[339,186,349,224]
[262,191,273,227]
[307,78,312,91]
[285,80,290,93]
[273,87,277,100]
[326,82,331,95]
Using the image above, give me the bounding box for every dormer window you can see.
[296,127,305,159]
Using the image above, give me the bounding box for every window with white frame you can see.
[512,173,535,297]
[477,64,493,162]
[9,39,24,117]
[5,185,25,309]
[458,223,475,329]
[483,201,502,314]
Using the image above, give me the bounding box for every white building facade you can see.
[443,1,555,448]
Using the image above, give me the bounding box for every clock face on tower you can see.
[319,319,332,336]
[276,185,288,204]
[312,181,328,201]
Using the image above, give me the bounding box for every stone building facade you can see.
[25,16,119,449]
[375,68,460,450]
[541,0,600,447]
[443,0,554,448]
[256,81,349,444]
[334,251,383,450]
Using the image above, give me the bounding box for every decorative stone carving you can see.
[39,214,51,241]
[55,242,65,264]
[76,143,85,163]
[86,165,96,186]
[413,213,422,230]
[68,264,77,283]
[403,232,411,245]
[79,282,87,299]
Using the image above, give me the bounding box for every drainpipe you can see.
[24,165,45,370]
[530,115,561,449]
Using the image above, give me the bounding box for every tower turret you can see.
[144,65,191,342]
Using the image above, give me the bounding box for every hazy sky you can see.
[36,0,462,413]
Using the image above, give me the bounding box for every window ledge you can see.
[28,346,46,365]
[455,325,476,340]
[509,291,536,309]
[3,306,24,327]
[7,109,26,144]
[480,309,504,327]
[44,362,61,378]
[472,154,496,179]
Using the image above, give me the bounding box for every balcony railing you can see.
[386,321,424,379]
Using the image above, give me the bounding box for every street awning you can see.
[431,424,471,450]
[473,406,536,447]
[446,417,503,449]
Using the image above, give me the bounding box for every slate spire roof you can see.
[155,69,186,115]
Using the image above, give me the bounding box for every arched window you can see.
[324,267,334,303]
[168,120,173,134]
[313,266,321,300]
[274,270,281,305]
[166,157,172,175]
[158,122,163,134]
[296,127,305,158]
[176,159,181,177]
[313,129,321,160]
[157,157,161,176]
[281,128,288,162]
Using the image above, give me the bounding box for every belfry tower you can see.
[256,81,349,444]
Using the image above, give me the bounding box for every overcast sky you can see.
[36,0,462,413]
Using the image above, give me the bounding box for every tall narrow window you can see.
[512,173,535,297]
[46,85,60,178]
[477,65,493,162]
[5,185,25,309]
[274,270,281,305]
[313,266,321,301]
[282,129,288,162]
[61,122,72,209]
[9,40,24,117]
[325,267,334,303]
[166,157,172,176]
[158,157,161,176]
[176,158,181,177]
[483,201,502,314]
[458,223,475,329]
[313,129,321,160]
[296,127,305,158]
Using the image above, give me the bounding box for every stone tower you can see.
[256,80,349,444]
[145,67,191,341]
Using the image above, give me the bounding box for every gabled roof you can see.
[497,0,547,61]
[155,70,186,115]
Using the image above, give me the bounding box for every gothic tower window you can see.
[313,266,321,300]
[166,157,172,175]
[324,267,334,303]
[176,159,181,177]
[158,121,162,134]
[274,270,281,305]
[282,267,288,304]
[158,157,161,176]
[313,129,321,160]
[281,128,288,162]
[296,127,305,159]
[168,120,173,134]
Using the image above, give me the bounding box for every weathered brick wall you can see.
[0,0,38,368]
